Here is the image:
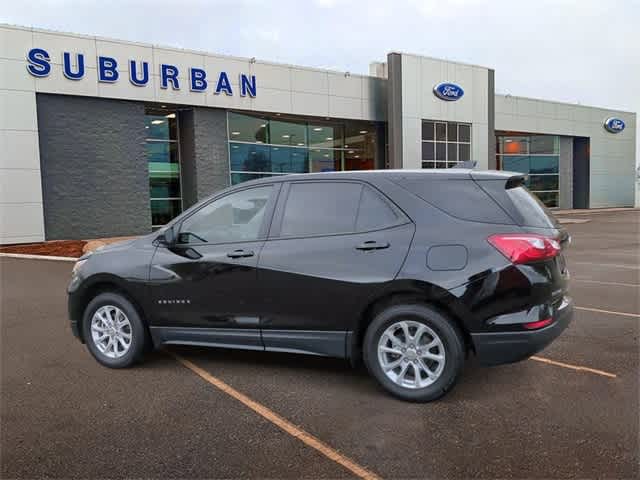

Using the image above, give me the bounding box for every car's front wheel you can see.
[82,292,148,368]
[363,303,465,402]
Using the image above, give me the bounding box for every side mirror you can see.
[158,225,176,246]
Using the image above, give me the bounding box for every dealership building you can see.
[1,24,637,244]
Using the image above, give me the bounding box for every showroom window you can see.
[496,134,560,208]
[228,112,378,185]
[145,108,183,228]
[421,121,472,169]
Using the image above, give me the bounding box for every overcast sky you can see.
[3,0,639,160]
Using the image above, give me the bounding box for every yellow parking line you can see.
[530,356,617,378]
[171,352,381,480]
[575,306,640,318]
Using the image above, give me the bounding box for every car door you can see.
[257,180,415,357]
[148,183,279,350]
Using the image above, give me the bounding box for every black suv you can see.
[68,169,572,402]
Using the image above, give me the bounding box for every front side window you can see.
[178,186,272,244]
[279,182,400,237]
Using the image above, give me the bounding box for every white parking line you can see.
[0,253,78,262]
[575,306,640,318]
[573,278,640,288]
[571,261,640,270]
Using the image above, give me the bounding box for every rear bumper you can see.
[471,296,573,366]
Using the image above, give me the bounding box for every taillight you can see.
[488,234,561,264]
[522,318,553,330]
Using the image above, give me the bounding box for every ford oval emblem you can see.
[433,82,464,101]
[604,117,625,134]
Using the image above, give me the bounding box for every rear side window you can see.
[279,182,401,237]
[395,178,514,224]
[281,182,361,236]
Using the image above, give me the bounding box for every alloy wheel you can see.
[377,320,446,389]
[90,305,133,359]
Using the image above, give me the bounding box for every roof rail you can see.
[453,160,477,169]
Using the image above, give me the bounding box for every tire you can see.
[363,303,465,402]
[82,292,148,368]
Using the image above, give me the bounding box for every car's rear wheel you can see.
[363,303,465,402]
[82,292,148,368]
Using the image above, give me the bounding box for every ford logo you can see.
[433,82,464,101]
[604,117,625,133]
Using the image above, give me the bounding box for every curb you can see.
[0,253,78,262]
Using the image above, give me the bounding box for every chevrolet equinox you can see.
[68,169,573,402]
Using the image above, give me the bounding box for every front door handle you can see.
[356,240,390,251]
[227,249,255,259]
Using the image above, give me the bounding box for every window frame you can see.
[173,183,281,246]
[146,110,184,229]
[420,120,472,169]
[268,179,410,240]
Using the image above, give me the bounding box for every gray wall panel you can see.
[192,107,229,200]
[386,53,403,169]
[487,69,496,169]
[559,136,574,209]
[36,93,149,240]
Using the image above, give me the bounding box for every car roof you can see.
[234,168,519,188]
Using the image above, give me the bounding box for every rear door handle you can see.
[356,240,390,251]
[227,249,255,259]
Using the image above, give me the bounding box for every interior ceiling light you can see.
[348,150,354,154]
[359,130,368,134]
[231,131,240,135]
[297,143,304,146]
[151,120,164,125]
[326,137,333,141]
[282,135,290,138]
[165,113,176,119]
[313,127,323,131]
[260,124,267,127]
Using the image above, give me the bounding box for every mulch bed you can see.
[0,240,87,258]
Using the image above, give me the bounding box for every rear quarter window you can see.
[504,185,558,228]
[394,178,515,224]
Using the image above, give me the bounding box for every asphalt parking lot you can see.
[1,210,638,479]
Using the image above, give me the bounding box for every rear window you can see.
[505,185,557,228]
[394,178,515,224]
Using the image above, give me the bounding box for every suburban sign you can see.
[433,82,464,101]
[25,47,257,97]
[603,117,625,134]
